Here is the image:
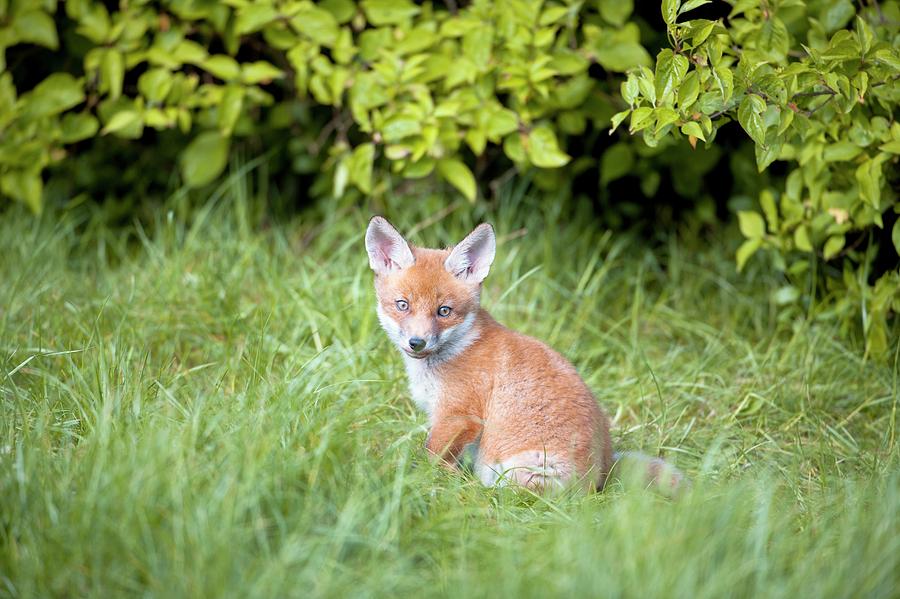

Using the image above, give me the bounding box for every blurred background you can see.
[2,0,898,352]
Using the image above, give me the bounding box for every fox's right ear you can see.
[365,216,415,275]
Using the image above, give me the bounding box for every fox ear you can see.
[366,216,415,275]
[445,223,495,283]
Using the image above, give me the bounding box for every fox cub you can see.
[366,217,685,493]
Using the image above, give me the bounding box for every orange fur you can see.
[366,217,616,492]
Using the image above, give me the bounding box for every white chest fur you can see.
[402,355,441,417]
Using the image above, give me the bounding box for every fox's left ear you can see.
[445,223,496,283]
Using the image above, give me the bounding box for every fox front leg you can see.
[425,413,483,468]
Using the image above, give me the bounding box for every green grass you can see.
[1,185,898,598]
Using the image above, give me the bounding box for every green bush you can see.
[618,0,900,356]
[0,0,897,354]
[0,0,646,208]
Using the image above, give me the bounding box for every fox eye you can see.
[437,305,452,317]
[395,299,409,312]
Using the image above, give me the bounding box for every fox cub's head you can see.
[365,217,495,360]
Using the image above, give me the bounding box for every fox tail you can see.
[605,451,690,497]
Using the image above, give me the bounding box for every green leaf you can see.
[856,158,884,209]
[621,75,640,106]
[180,131,230,188]
[203,56,242,81]
[594,25,652,72]
[630,107,654,132]
[778,108,794,135]
[855,16,874,55]
[1,169,43,214]
[637,69,657,106]
[690,19,716,47]
[540,6,570,26]
[794,225,812,252]
[172,40,208,65]
[525,125,570,168]
[678,71,700,108]
[404,158,435,179]
[74,2,110,43]
[823,235,845,260]
[218,85,244,136]
[661,0,680,25]
[101,110,141,135]
[873,49,900,72]
[486,108,518,140]
[711,65,733,103]
[321,0,357,23]
[680,121,705,141]
[101,49,124,100]
[738,211,766,239]
[823,141,862,162]
[13,10,59,49]
[736,238,761,272]
[60,112,99,143]
[503,133,526,164]
[600,143,634,186]
[462,25,494,68]
[382,116,421,143]
[820,0,855,33]
[20,73,84,120]
[680,0,711,15]
[892,219,900,256]
[143,108,173,130]
[655,107,679,134]
[138,69,174,104]
[333,154,349,197]
[596,42,652,72]
[598,0,633,26]
[880,140,900,155]
[737,95,767,146]
[755,138,782,172]
[654,50,690,103]
[437,158,476,202]
[242,61,284,84]
[235,4,279,35]
[349,143,375,194]
[291,6,340,46]
[759,190,778,231]
[361,0,420,25]
[757,18,789,61]
[610,110,630,134]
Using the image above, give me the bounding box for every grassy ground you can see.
[1,185,898,598]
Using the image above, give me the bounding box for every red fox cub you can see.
[365,217,685,494]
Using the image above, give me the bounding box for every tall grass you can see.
[1,183,897,597]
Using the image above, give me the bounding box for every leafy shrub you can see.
[0,0,648,208]
[617,0,900,356]
[0,0,897,354]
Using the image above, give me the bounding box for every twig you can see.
[792,89,837,99]
[805,95,835,116]
[872,73,900,88]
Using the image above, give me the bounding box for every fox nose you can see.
[408,337,426,352]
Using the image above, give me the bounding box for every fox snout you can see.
[398,315,439,356]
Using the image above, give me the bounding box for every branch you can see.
[805,95,835,116]
[872,73,900,88]
[792,89,837,99]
